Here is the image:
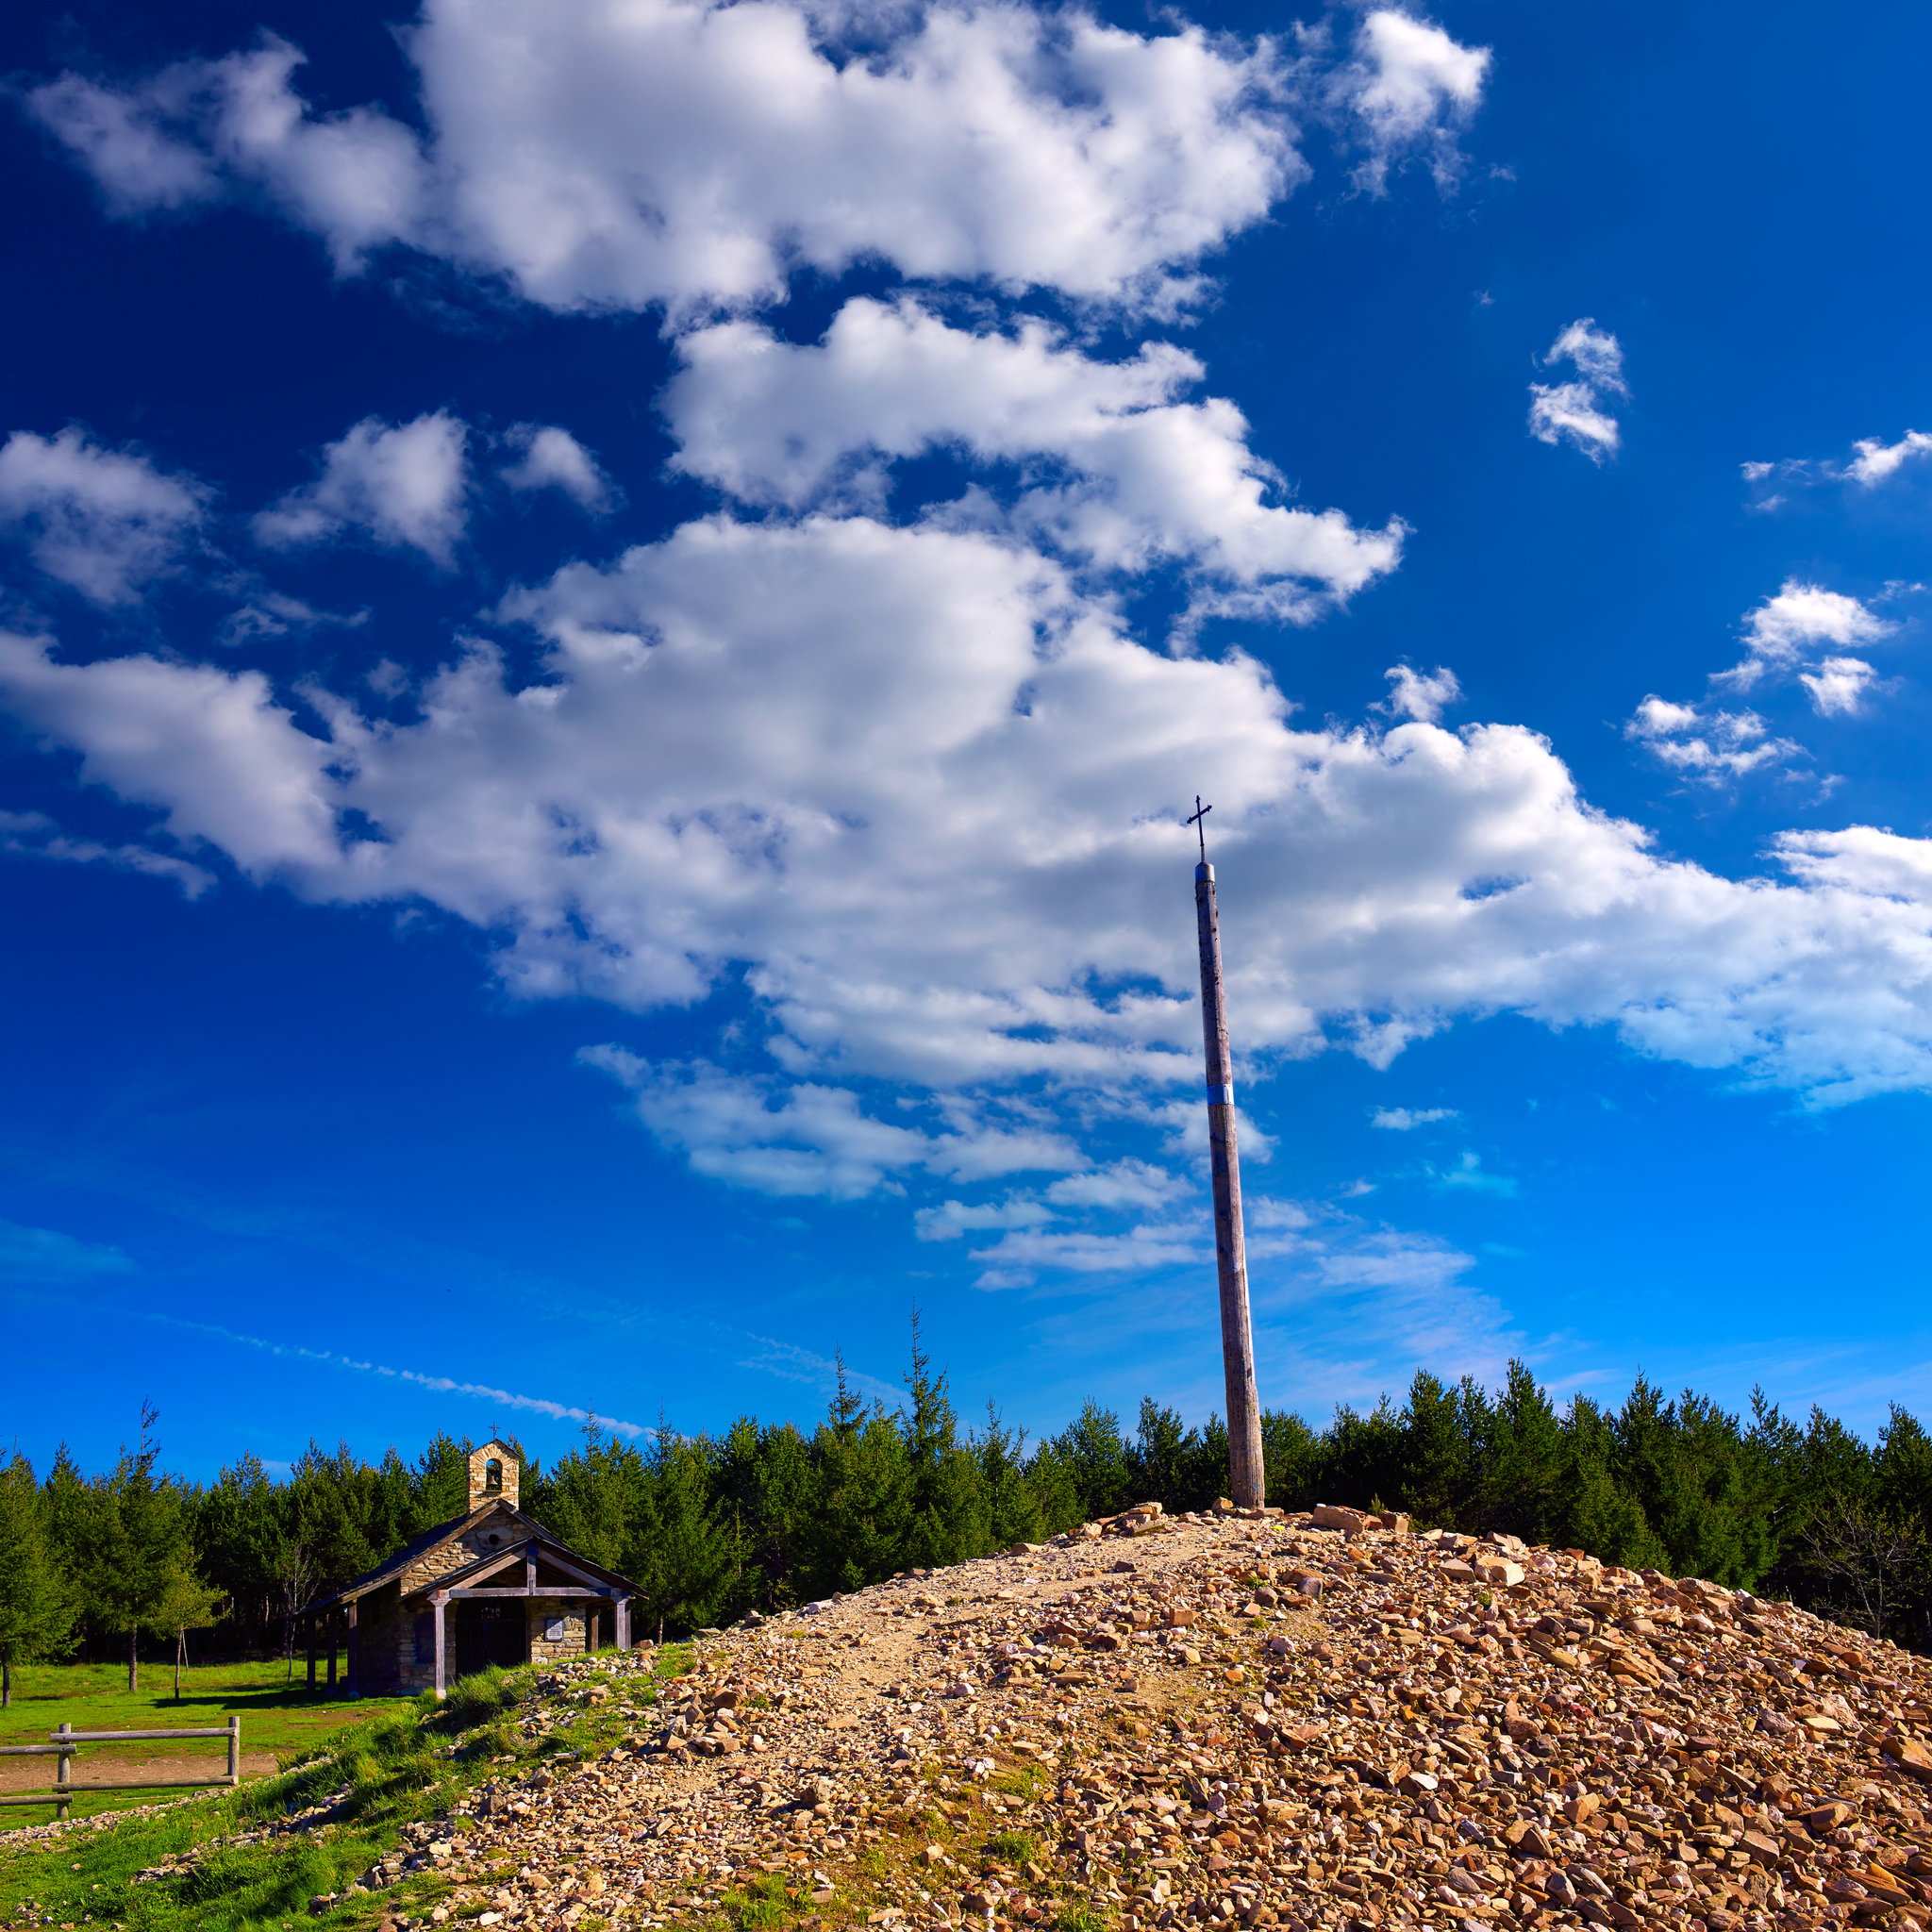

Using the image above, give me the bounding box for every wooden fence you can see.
[0,1716,241,1821]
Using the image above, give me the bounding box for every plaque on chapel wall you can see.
[545,1617,566,1642]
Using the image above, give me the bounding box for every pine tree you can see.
[1131,1401,1192,1510]
[148,1556,225,1704]
[901,1313,988,1570]
[412,1432,474,1529]
[972,1406,1040,1548]
[90,1404,192,1692]
[1324,1398,1405,1514]
[1051,1402,1133,1520]
[1474,1360,1564,1543]
[1259,1408,1323,1511]
[1397,1372,1470,1525]
[0,1451,70,1707]
[632,1424,739,1636]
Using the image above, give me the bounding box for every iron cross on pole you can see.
[1189,797,1266,1509]
[1186,795,1210,862]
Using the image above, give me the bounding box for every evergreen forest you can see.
[4,1334,1931,1700]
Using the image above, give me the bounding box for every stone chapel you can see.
[305,1440,643,1699]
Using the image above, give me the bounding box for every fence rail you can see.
[0,1717,241,1820]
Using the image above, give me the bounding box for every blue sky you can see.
[3,0,1930,1483]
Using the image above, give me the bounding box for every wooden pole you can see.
[56,1724,71,1823]
[433,1591,447,1702]
[226,1714,240,1785]
[344,1600,359,1700]
[1193,824,1266,1508]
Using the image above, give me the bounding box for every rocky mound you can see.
[335,1505,1932,1932]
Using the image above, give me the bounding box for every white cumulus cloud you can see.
[1632,578,1899,769]
[8,510,1932,1118]
[28,4,1298,318]
[1370,1106,1457,1129]
[1624,694,1803,781]
[1380,663,1459,722]
[1844,430,1932,487]
[1721,578,1894,690]
[254,411,469,564]
[1798,657,1880,718]
[579,1046,1085,1200]
[28,0,1491,323]
[501,425,616,511]
[665,298,1402,622]
[1335,8,1491,195]
[0,427,208,605]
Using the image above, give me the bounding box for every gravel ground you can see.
[153,1504,1932,1932]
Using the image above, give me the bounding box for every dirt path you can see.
[0,1750,281,1796]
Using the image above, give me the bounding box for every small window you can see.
[484,1457,503,1492]
[487,1532,502,1546]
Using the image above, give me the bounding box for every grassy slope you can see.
[0,1649,693,1932]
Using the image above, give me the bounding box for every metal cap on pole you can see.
[1187,797,1266,1508]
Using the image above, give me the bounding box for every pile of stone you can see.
[206,1505,1932,1932]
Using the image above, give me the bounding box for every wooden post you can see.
[226,1715,240,1786]
[615,1596,629,1652]
[344,1600,359,1700]
[326,1615,338,1691]
[433,1591,447,1702]
[1191,808,1266,1509]
[56,1723,71,1822]
[306,1616,317,1690]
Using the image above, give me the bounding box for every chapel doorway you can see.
[453,1601,526,1677]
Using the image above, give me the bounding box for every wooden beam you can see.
[48,1726,236,1743]
[615,1596,629,1651]
[64,1777,239,1793]
[327,1615,338,1691]
[442,1544,528,1590]
[525,1544,626,1592]
[433,1591,447,1703]
[345,1601,359,1700]
[443,1585,608,1600]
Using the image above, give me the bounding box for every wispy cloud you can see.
[0,1216,135,1282]
[0,808,213,897]
[1370,1105,1457,1130]
[148,1315,648,1437]
[1744,429,1932,508]
[1424,1149,1520,1196]
[724,1326,902,1410]
[1528,319,1627,462]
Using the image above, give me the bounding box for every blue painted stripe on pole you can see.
[1206,1082,1234,1105]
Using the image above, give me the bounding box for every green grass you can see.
[983,1831,1040,1866]
[714,1872,795,1932]
[0,1661,417,1828]
[1053,1906,1110,1932]
[0,1646,700,1932]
